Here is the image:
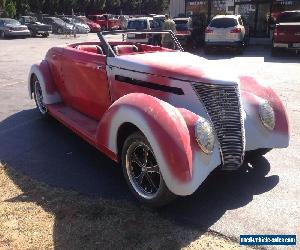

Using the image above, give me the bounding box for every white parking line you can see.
[0,81,25,89]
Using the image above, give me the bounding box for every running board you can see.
[47,104,98,146]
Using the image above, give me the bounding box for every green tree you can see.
[5,1,17,18]
[0,0,6,9]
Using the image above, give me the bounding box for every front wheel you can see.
[122,132,176,207]
[33,76,48,117]
[57,27,63,34]
[42,32,49,38]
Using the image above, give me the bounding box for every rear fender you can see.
[28,60,61,104]
[96,93,222,195]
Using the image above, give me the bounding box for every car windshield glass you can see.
[153,18,164,28]
[78,17,88,22]
[4,19,21,26]
[277,12,300,23]
[127,20,147,30]
[75,18,86,24]
[210,18,238,28]
[174,20,189,31]
[52,17,65,25]
[24,16,37,23]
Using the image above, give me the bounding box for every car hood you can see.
[108,51,239,85]
[5,24,28,29]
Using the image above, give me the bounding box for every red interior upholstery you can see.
[114,45,138,55]
[76,45,103,54]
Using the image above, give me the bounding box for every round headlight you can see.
[195,117,215,154]
[259,100,275,130]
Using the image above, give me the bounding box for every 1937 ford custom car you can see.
[28,30,289,207]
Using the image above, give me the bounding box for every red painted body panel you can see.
[47,103,118,162]
[37,60,58,95]
[46,47,64,92]
[55,47,111,121]
[97,93,193,182]
[240,76,289,135]
[87,15,121,30]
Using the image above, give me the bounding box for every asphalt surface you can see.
[0,33,299,248]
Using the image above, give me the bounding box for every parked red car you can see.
[87,14,121,30]
[28,30,289,207]
[272,10,300,55]
[76,16,101,32]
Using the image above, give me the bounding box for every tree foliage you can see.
[1,0,16,18]
[2,0,169,16]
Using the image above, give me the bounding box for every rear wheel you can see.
[203,45,211,54]
[122,132,176,207]
[271,47,280,56]
[33,76,48,117]
[236,46,244,55]
[0,30,5,39]
[30,29,36,37]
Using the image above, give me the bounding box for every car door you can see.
[61,47,111,121]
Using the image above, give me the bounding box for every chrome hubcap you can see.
[34,80,47,115]
[126,142,161,199]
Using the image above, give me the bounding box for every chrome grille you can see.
[193,83,245,169]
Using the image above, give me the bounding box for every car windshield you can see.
[210,18,238,28]
[153,17,164,28]
[24,16,37,23]
[52,17,65,25]
[4,19,21,26]
[174,20,189,31]
[77,17,89,23]
[127,20,147,30]
[63,18,71,23]
[277,12,300,23]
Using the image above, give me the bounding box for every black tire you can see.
[42,33,49,38]
[271,46,280,57]
[57,27,63,34]
[203,45,211,54]
[30,29,36,37]
[122,131,176,207]
[236,46,244,55]
[32,75,48,118]
[0,30,5,39]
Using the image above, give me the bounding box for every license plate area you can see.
[292,43,300,48]
[127,34,135,39]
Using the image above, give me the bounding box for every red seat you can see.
[114,45,138,55]
[76,45,103,54]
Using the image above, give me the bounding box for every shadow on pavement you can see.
[0,109,279,247]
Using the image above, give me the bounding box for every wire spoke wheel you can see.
[126,141,161,200]
[34,78,47,115]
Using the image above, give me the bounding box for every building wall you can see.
[169,0,186,18]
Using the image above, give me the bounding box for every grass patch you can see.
[0,163,254,250]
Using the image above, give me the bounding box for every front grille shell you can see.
[193,83,245,170]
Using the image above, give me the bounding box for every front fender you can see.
[96,93,222,195]
[240,76,289,150]
[28,60,61,104]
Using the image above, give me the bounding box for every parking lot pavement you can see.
[0,35,299,247]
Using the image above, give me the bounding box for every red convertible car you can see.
[28,30,289,207]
